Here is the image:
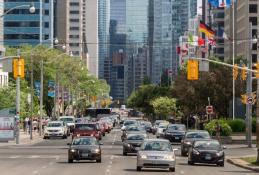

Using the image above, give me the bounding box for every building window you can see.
[70,27,79,31]
[252,29,258,38]
[70,2,79,6]
[249,4,257,13]
[5,21,39,27]
[249,17,257,26]
[69,35,80,39]
[4,34,40,40]
[252,43,257,51]
[44,34,49,40]
[69,43,80,47]
[44,10,49,15]
[252,54,257,63]
[45,0,49,3]
[70,11,79,14]
[70,19,79,22]
[44,22,49,28]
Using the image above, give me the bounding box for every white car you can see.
[156,123,168,138]
[43,121,68,139]
[59,116,75,134]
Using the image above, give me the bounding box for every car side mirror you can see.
[222,146,227,149]
[67,143,71,145]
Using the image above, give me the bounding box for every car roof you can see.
[193,139,219,143]
[143,138,170,142]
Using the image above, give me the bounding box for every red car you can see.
[73,123,102,140]
[97,122,106,136]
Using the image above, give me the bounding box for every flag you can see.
[188,33,194,43]
[208,0,219,7]
[208,38,216,46]
[198,38,205,46]
[199,21,215,37]
[219,0,231,7]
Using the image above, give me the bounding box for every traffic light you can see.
[233,64,238,80]
[187,60,199,80]
[255,63,259,78]
[13,58,25,79]
[241,64,247,80]
[241,94,247,104]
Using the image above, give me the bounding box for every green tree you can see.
[151,97,177,119]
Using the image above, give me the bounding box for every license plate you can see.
[175,137,179,139]
[205,154,211,160]
[82,153,88,157]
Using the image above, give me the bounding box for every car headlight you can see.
[216,151,224,157]
[164,155,175,160]
[184,141,191,145]
[70,149,76,153]
[140,154,147,159]
[92,149,101,153]
[193,149,200,155]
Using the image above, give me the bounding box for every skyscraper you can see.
[98,0,110,79]
[4,0,54,46]
[149,0,173,84]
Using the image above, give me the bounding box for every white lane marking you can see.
[28,155,40,159]
[49,162,54,166]
[9,155,20,159]
[180,170,185,174]
[41,166,47,169]
[32,170,38,174]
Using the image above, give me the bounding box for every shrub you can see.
[205,119,232,136]
[227,119,246,133]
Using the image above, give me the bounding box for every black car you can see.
[164,124,186,143]
[123,134,146,155]
[68,136,102,163]
[142,121,153,133]
[188,139,225,167]
[181,130,211,156]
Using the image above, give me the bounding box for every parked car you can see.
[67,136,102,163]
[181,130,211,156]
[164,124,186,143]
[188,139,225,167]
[73,123,102,140]
[43,121,68,139]
[123,133,146,156]
[136,139,177,172]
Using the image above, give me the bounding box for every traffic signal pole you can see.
[15,50,21,144]
[256,78,259,163]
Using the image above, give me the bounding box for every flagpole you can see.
[232,0,235,120]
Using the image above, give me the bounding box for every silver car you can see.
[136,139,177,172]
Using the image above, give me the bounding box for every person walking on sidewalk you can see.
[25,117,29,134]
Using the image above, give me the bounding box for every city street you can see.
[0,129,257,175]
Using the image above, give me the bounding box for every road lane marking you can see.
[28,155,40,159]
[32,170,38,174]
[9,155,20,159]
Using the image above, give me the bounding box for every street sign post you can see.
[206,105,213,115]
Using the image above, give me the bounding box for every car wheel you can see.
[136,166,142,171]
[63,135,67,139]
[96,158,102,163]
[68,158,73,163]
[169,167,175,172]
[218,162,224,167]
[123,151,127,156]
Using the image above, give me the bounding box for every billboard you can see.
[0,116,15,141]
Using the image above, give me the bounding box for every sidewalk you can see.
[227,157,259,172]
[0,130,43,147]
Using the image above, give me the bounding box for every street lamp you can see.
[0,3,35,18]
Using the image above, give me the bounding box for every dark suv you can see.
[164,124,186,143]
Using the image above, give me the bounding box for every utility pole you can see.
[30,53,33,140]
[256,73,259,163]
[39,59,43,136]
[246,23,253,148]
[16,50,21,144]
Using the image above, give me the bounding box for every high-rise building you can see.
[98,0,110,79]
[149,0,173,84]
[224,0,259,63]
[125,0,149,97]
[85,0,99,77]
[4,0,54,46]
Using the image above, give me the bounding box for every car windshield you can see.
[186,132,210,139]
[127,135,145,140]
[72,138,97,145]
[75,124,95,131]
[168,125,186,131]
[159,125,167,128]
[47,123,62,127]
[127,126,143,132]
[142,141,171,151]
[124,121,137,126]
[194,141,220,150]
[59,118,74,122]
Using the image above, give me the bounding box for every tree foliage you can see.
[151,97,177,119]
[3,45,110,117]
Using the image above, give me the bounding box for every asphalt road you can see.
[0,129,257,175]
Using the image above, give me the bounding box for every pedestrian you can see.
[28,119,31,134]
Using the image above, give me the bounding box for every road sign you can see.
[247,97,253,105]
[206,105,213,114]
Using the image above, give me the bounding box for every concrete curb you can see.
[227,158,259,172]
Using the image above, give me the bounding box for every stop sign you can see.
[206,106,213,114]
